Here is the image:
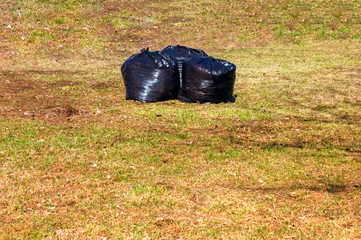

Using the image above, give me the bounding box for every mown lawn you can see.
[1,0,361,239]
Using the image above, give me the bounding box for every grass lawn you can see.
[1,0,361,239]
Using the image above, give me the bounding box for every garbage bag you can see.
[178,56,236,104]
[121,48,180,102]
[160,45,208,61]
[160,45,208,87]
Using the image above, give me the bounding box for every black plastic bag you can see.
[160,45,208,61]
[160,45,208,87]
[178,56,236,104]
[121,48,180,102]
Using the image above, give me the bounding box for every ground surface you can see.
[1,0,361,239]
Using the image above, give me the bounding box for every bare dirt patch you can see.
[90,81,120,89]
[0,70,87,123]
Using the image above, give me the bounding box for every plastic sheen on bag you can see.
[178,56,237,104]
[160,45,208,87]
[121,48,180,102]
